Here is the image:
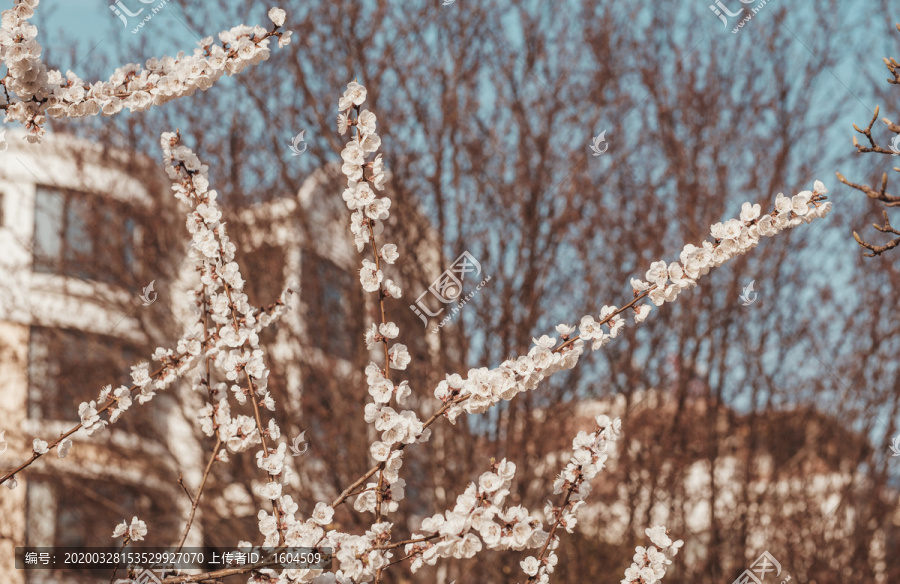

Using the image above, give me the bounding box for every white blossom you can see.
[621,526,683,584]
[112,517,147,542]
[359,260,383,293]
[312,502,334,526]
[388,344,411,370]
[31,439,48,454]
[267,7,286,27]
[380,243,399,264]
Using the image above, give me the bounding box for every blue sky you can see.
[37,0,204,71]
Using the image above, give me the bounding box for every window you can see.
[26,476,183,580]
[32,185,137,285]
[237,242,287,310]
[301,250,361,360]
[27,327,162,436]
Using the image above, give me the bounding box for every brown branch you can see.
[836,171,900,207]
[175,437,222,552]
[0,290,289,485]
[849,107,898,155]
[177,475,194,505]
[853,211,900,257]
[839,22,900,256]
[526,487,575,583]
[372,533,440,550]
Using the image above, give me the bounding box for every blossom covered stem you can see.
[330,394,469,508]
[158,130,297,547]
[520,417,622,583]
[555,289,654,353]
[528,488,573,581]
[0,355,189,485]
[0,1,293,142]
[355,109,392,530]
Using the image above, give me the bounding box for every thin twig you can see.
[175,437,222,552]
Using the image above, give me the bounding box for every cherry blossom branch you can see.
[516,416,619,581]
[158,131,293,545]
[0,275,293,488]
[104,79,836,584]
[621,527,684,584]
[0,2,292,142]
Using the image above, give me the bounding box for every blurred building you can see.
[0,131,200,584]
[526,388,896,583]
[0,135,445,581]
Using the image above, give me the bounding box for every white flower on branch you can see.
[380,243,399,264]
[267,7,286,27]
[56,438,72,459]
[634,304,652,323]
[112,517,147,542]
[31,439,48,455]
[520,555,541,577]
[383,278,402,298]
[359,259,383,293]
[338,81,368,112]
[370,441,391,462]
[77,400,106,436]
[388,344,411,370]
[312,502,335,526]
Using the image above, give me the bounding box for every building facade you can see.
[0,134,443,582]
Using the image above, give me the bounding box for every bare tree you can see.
[838,23,900,256]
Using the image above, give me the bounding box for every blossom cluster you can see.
[242,504,390,583]
[112,516,148,543]
[339,82,390,255]
[158,131,296,484]
[521,414,621,583]
[631,182,832,308]
[434,330,585,424]
[621,526,684,584]
[337,81,424,523]
[0,1,291,142]
[60,132,296,472]
[404,458,548,573]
